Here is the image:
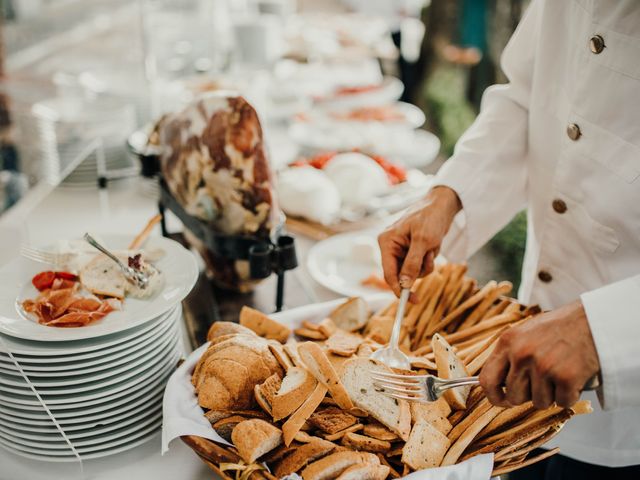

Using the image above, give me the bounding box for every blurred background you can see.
[0,0,529,289]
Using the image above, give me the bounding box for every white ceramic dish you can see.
[0,365,171,421]
[0,409,162,450]
[0,328,178,390]
[0,234,198,341]
[0,307,178,373]
[316,101,425,129]
[0,386,164,433]
[306,230,395,298]
[0,350,179,409]
[315,76,404,110]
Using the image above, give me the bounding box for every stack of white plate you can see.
[0,234,199,462]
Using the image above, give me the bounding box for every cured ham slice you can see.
[22,273,117,328]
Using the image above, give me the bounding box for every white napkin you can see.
[162,297,495,479]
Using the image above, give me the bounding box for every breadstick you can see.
[129,214,162,249]
[458,281,512,330]
[402,274,435,330]
[491,448,560,476]
[480,297,511,321]
[413,273,446,349]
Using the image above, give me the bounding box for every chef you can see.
[378,0,640,478]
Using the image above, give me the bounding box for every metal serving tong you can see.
[83,233,149,289]
[371,371,602,404]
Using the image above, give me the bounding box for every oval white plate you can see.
[316,76,404,110]
[317,101,425,129]
[307,231,395,298]
[0,327,178,390]
[0,308,178,373]
[0,234,197,341]
[0,350,179,408]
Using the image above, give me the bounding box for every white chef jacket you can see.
[434,0,640,468]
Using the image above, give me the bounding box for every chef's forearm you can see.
[581,274,640,410]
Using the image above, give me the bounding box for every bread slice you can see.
[212,415,246,442]
[409,396,452,435]
[254,373,282,416]
[231,419,283,464]
[272,367,318,421]
[326,331,363,357]
[206,321,256,342]
[298,342,354,410]
[273,439,336,478]
[269,342,295,372]
[401,419,451,470]
[204,409,268,424]
[308,407,358,435]
[240,306,291,343]
[301,451,379,480]
[282,383,328,446]
[432,333,471,409]
[340,358,411,441]
[329,297,369,332]
[341,432,391,453]
[79,255,126,299]
[336,463,390,480]
[362,423,398,441]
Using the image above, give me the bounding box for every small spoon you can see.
[370,288,411,370]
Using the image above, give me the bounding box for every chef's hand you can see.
[480,300,601,409]
[378,186,461,296]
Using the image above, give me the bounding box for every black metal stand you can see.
[157,180,297,312]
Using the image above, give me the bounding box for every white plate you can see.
[0,428,159,462]
[0,364,171,420]
[317,101,425,129]
[0,386,164,433]
[0,327,179,390]
[0,234,198,341]
[316,76,404,110]
[0,414,161,458]
[0,307,178,373]
[0,409,162,449]
[307,231,395,298]
[0,350,180,409]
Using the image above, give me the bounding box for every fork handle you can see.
[84,233,128,272]
[438,376,480,392]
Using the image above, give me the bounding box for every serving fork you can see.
[20,245,76,267]
[83,233,149,289]
[372,370,480,403]
[370,288,412,370]
[371,371,603,404]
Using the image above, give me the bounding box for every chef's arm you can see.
[434,0,541,262]
[581,274,640,410]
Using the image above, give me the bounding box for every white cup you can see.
[233,14,283,67]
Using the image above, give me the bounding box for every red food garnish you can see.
[128,253,142,271]
[32,271,56,291]
[55,271,78,281]
[334,84,380,96]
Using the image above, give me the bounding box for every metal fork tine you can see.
[371,376,422,388]
[20,245,58,265]
[368,370,429,380]
[384,392,428,402]
[375,384,423,395]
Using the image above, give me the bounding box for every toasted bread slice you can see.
[401,419,451,470]
[362,423,398,441]
[79,255,126,299]
[273,439,336,478]
[340,358,411,441]
[326,331,363,357]
[212,415,246,442]
[206,321,256,342]
[240,306,291,343]
[432,333,471,409]
[317,317,338,338]
[336,463,390,480]
[308,407,358,435]
[282,383,328,446]
[254,373,282,416]
[301,451,379,480]
[329,297,369,332]
[204,409,267,424]
[409,397,452,435]
[298,342,354,410]
[341,432,391,453]
[272,367,318,421]
[231,419,283,464]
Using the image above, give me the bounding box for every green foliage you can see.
[423,66,477,156]
[488,211,527,291]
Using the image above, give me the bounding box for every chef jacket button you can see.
[567,123,581,141]
[590,35,605,54]
[538,270,553,283]
[552,199,567,214]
